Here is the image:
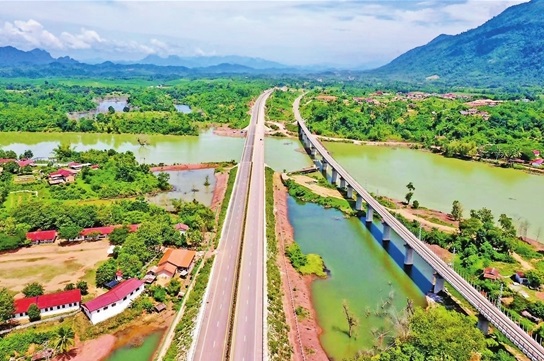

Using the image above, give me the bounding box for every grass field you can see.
[6,191,38,209]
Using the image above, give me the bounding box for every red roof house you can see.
[26,230,57,244]
[483,267,501,280]
[82,278,144,324]
[48,169,76,185]
[13,289,81,319]
[174,223,189,232]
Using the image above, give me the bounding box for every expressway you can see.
[230,90,271,361]
[294,96,544,361]
[190,89,272,361]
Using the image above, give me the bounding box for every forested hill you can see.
[373,0,544,86]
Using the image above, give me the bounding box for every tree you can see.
[76,281,88,295]
[166,278,182,296]
[27,303,41,321]
[117,253,143,278]
[54,326,75,354]
[20,149,33,160]
[0,287,14,323]
[22,282,44,297]
[109,226,130,245]
[498,214,516,238]
[95,259,117,287]
[526,270,544,289]
[152,285,167,302]
[451,200,463,221]
[412,200,419,209]
[342,299,359,338]
[405,192,414,205]
[64,283,75,291]
[406,182,415,192]
[58,225,83,241]
[108,105,115,114]
[157,172,170,191]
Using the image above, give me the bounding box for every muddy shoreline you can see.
[273,173,329,361]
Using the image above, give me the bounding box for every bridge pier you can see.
[310,146,317,158]
[365,204,374,223]
[356,195,363,211]
[404,244,414,266]
[339,177,346,189]
[346,185,353,199]
[382,222,391,243]
[433,272,445,293]
[477,314,490,335]
[331,168,338,184]
[321,158,328,172]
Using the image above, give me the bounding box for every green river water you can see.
[325,142,544,240]
[105,332,162,361]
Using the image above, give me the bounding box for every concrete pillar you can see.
[321,158,328,172]
[346,185,353,199]
[310,147,317,158]
[339,177,346,189]
[356,195,363,211]
[404,244,414,266]
[433,272,445,294]
[477,314,490,335]
[382,222,391,242]
[365,204,374,223]
[331,168,338,184]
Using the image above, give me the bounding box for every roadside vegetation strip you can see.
[214,166,238,247]
[162,256,214,361]
[265,167,292,361]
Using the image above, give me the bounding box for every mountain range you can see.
[373,0,544,85]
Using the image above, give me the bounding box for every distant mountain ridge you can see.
[373,0,544,85]
[0,46,78,65]
[137,54,289,69]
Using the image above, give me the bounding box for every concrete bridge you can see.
[293,96,544,361]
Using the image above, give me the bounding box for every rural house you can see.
[151,248,196,280]
[81,278,144,324]
[26,230,58,244]
[48,169,76,185]
[13,289,81,320]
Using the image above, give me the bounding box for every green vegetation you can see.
[0,79,268,134]
[22,282,44,297]
[164,256,213,361]
[266,88,300,123]
[286,243,326,278]
[0,328,56,360]
[300,88,544,164]
[284,178,353,214]
[0,288,14,323]
[264,167,292,360]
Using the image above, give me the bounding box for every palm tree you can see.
[54,326,75,354]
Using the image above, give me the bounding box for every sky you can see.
[0,0,530,68]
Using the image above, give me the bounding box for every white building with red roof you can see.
[82,278,144,324]
[13,289,81,320]
[26,230,58,244]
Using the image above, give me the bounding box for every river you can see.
[289,197,428,359]
[325,142,544,240]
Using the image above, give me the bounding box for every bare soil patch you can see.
[211,170,229,212]
[273,173,328,361]
[52,334,116,361]
[0,241,110,295]
[213,125,246,138]
[290,174,344,199]
[149,163,216,172]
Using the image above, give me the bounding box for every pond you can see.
[105,332,162,361]
[174,104,192,114]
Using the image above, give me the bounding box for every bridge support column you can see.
[346,185,353,199]
[404,244,414,266]
[433,272,445,294]
[339,177,346,189]
[382,222,391,242]
[365,204,374,223]
[321,158,328,172]
[356,195,363,211]
[331,168,338,184]
[310,146,317,158]
[477,314,490,335]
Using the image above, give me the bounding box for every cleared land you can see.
[0,240,110,295]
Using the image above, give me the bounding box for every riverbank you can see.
[273,173,329,361]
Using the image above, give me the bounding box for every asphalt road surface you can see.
[191,90,272,361]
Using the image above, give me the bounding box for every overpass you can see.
[293,96,544,361]
[190,90,272,361]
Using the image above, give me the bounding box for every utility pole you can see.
[496,283,503,308]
